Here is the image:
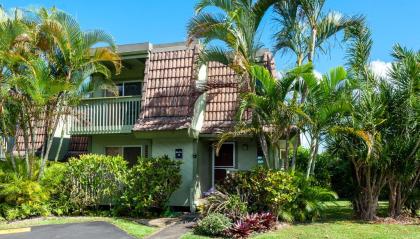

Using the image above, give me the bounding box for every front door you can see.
[213,143,235,186]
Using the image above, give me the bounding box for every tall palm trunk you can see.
[291,135,299,171]
[54,113,68,162]
[284,130,290,170]
[306,135,317,179]
[38,106,60,181]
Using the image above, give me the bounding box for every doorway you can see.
[212,142,235,186]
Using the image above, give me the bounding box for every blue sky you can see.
[3,0,419,73]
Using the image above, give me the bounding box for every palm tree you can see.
[0,6,34,174]
[273,0,364,174]
[187,0,276,89]
[303,66,353,178]
[31,8,122,179]
[326,23,389,220]
[218,64,313,169]
[383,45,419,218]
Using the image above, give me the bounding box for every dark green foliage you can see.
[64,154,128,212]
[0,159,50,220]
[40,162,71,215]
[405,184,420,216]
[220,167,297,215]
[193,213,232,237]
[203,191,248,220]
[118,155,182,216]
[281,174,338,222]
[221,168,337,222]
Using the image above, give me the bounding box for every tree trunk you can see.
[291,135,299,171]
[38,111,60,181]
[388,179,403,218]
[284,132,290,170]
[352,163,387,220]
[23,126,31,177]
[306,136,317,179]
[54,113,68,162]
[310,137,320,174]
[308,28,317,63]
[258,132,271,169]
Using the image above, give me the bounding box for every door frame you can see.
[211,142,235,187]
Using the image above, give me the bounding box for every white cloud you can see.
[313,70,323,80]
[369,60,392,79]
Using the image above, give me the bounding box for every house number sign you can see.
[175,149,183,159]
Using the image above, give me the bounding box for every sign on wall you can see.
[175,148,183,159]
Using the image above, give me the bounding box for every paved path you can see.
[146,214,197,239]
[0,221,134,239]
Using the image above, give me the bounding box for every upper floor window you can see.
[106,81,143,97]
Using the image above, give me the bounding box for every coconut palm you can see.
[187,0,276,89]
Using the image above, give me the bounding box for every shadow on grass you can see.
[298,200,390,225]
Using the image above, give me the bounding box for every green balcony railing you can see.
[70,96,141,135]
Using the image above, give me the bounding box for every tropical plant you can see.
[119,155,182,216]
[281,173,337,222]
[226,212,277,238]
[188,0,278,164]
[381,45,419,218]
[194,213,232,237]
[64,154,128,213]
[203,190,248,220]
[326,24,389,220]
[273,0,364,174]
[218,64,314,169]
[220,167,298,215]
[303,66,353,178]
[188,0,276,86]
[34,8,121,177]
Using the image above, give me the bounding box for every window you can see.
[105,146,142,167]
[105,81,142,97]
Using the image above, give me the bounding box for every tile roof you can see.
[15,120,46,155]
[133,44,276,133]
[132,44,200,131]
[201,51,276,134]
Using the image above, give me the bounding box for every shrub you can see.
[119,155,182,216]
[194,213,232,237]
[64,154,127,212]
[280,174,337,222]
[0,176,50,220]
[220,168,337,222]
[220,167,297,215]
[204,191,247,220]
[40,162,71,215]
[226,212,276,239]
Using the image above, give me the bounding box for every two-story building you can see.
[16,41,287,211]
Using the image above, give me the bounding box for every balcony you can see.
[70,96,141,135]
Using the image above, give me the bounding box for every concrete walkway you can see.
[146,214,197,239]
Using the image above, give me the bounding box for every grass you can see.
[182,201,420,239]
[0,216,157,238]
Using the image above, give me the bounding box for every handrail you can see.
[70,96,141,135]
[80,95,141,101]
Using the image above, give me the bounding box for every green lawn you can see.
[182,201,420,239]
[0,217,157,239]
